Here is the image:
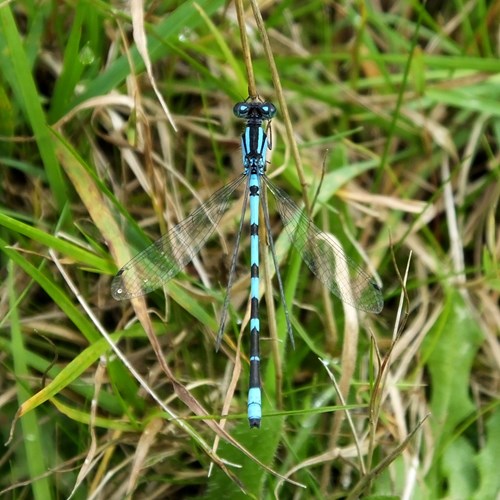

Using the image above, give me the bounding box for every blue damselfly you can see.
[111,98,383,428]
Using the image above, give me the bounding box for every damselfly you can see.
[111,98,383,428]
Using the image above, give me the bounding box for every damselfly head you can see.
[233,100,277,120]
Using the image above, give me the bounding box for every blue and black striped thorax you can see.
[233,100,277,175]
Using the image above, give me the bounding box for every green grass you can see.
[1,0,499,498]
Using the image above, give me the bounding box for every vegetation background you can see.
[0,0,498,498]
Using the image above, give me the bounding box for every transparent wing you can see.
[111,174,246,300]
[264,177,383,313]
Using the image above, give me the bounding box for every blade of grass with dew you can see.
[48,1,92,121]
[71,0,227,112]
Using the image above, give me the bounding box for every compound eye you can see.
[260,102,277,119]
[233,102,250,118]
